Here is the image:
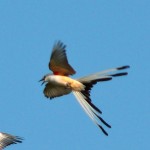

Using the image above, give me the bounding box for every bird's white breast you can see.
[46,75,85,91]
[47,75,68,86]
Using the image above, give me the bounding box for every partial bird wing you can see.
[0,132,23,149]
[49,41,76,76]
[44,83,72,99]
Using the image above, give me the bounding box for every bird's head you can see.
[39,74,51,85]
[39,76,46,85]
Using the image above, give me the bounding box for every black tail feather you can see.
[111,72,128,77]
[84,97,102,114]
[96,77,112,82]
[78,66,129,135]
[98,125,108,136]
[82,77,112,100]
[117,65,130,70]
[93,112,111,128]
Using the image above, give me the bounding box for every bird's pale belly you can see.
[51,75,85,91]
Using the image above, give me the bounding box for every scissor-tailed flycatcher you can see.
[40,41,129,136]
[0,132,23,149]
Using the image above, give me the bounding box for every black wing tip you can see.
[117,65,130,70]
[15,137,23,143]
[55,40,66,49]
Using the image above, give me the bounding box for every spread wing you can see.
[49,41,76,76]
[0,132,23,149]
[44,83,72,99]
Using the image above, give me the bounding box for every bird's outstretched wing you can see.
[49,41,76,76]
[44,83,72,99]
[0,132,23,149]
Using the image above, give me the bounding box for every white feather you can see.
[73,91,99,126]
[78,67,120,82]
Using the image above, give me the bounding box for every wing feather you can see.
[0,132,23,149]
[49,41,76,76]
[44,83,71,99]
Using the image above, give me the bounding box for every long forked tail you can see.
[73,65,129,135]
[73,91,111,136]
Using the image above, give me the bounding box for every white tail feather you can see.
[78,66,129,82]
[73,91,102,128]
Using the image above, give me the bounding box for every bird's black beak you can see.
[39,78,45,85]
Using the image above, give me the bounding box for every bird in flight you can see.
[0,132,23,149]
[40,41,129,136]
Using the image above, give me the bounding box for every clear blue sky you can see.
[0,0,149,149]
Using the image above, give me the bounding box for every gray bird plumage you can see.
[0,132,23,149]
